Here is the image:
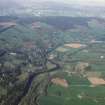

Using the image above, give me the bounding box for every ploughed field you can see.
[0,16,105,105]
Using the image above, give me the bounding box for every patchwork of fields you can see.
[0,16,105,105]
[39,18,105,105]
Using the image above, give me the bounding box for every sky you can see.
[1,0,105,6]
[37,0,105,5]
[53,0,105,5]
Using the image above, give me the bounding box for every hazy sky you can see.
[48,0,105,5]
[1,0,105,6]
[38,0,105,5]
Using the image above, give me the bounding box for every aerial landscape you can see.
[0,0,105,105]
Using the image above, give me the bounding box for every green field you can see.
[0,16,105,105]
[39,18,105,105]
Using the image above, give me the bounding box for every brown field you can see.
[51,78,68,88]
[56,47,68,52]
[64,43,86,48]
[86,71,102,77]
[0,22,16,27]
[23,42,36,49]
[88,77,105,86]
[32,22,41,29]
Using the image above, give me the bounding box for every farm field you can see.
[38,17,105,105]
[0,16,105,105]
